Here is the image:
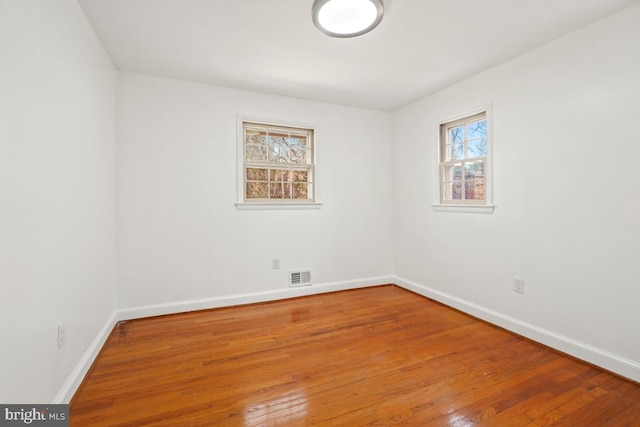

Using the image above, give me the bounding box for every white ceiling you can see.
[78,0,639,111]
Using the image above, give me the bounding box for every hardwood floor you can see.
[70,285,640,426]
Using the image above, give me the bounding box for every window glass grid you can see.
[243,122,315,202]
[439,112,487,204]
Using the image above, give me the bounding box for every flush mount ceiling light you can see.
[312,0,384,38]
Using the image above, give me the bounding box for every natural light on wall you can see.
[312,0,384,38]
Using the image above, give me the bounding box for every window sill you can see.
[236,202,323,211]
[432,204,495,214]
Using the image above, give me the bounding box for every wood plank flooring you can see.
[70,285,640,426]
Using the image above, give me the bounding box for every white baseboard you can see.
[393,275,640,383]
[118,276,394,321]
[53,309,118,404]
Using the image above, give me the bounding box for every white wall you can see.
[392,4,640,380]
[0,0,117,402]
[117,72,393,313]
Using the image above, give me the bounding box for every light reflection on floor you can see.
[243,388,308,425]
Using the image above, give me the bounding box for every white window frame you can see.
[235,116,322,210]
[433,103,495,214]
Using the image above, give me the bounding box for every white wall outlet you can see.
[58,323,66,349]
[513,278,525,294]
[272,258,280,269]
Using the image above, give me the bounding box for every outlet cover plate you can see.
[58,323,65,349]
[513,278,525,294]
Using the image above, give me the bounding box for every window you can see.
[240,121,316,205]
[436,108,493,213]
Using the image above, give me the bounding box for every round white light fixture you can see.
[312,0,384,38]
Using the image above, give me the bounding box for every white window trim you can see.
[235,115,322,210]
[432,204,494,214]
[432,102,495,214]
[236,202,322,210]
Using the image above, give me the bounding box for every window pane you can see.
[465,180,485,200]
[293,183,309,199]
[246,182,268,199]
[246,168,268,181]
[258,134,269,147]
[464,161,485,179]
[449,126,464,143]
[467,139,487,158]
[293,169,309,183]
[246,144,267,162]
[269,146,288,162]
[451,143,464,160]
[269,182,287,199]
[269,138,289,162]
[270,168,291,181]
[290,147,309,164]
[466,120,487,140]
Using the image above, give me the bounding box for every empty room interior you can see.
[2,0,640,424]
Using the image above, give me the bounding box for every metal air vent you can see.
[289,269,312,287]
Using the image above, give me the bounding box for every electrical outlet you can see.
[58,323,65,349]
[513,278,525,294]
[272,258,280,269]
